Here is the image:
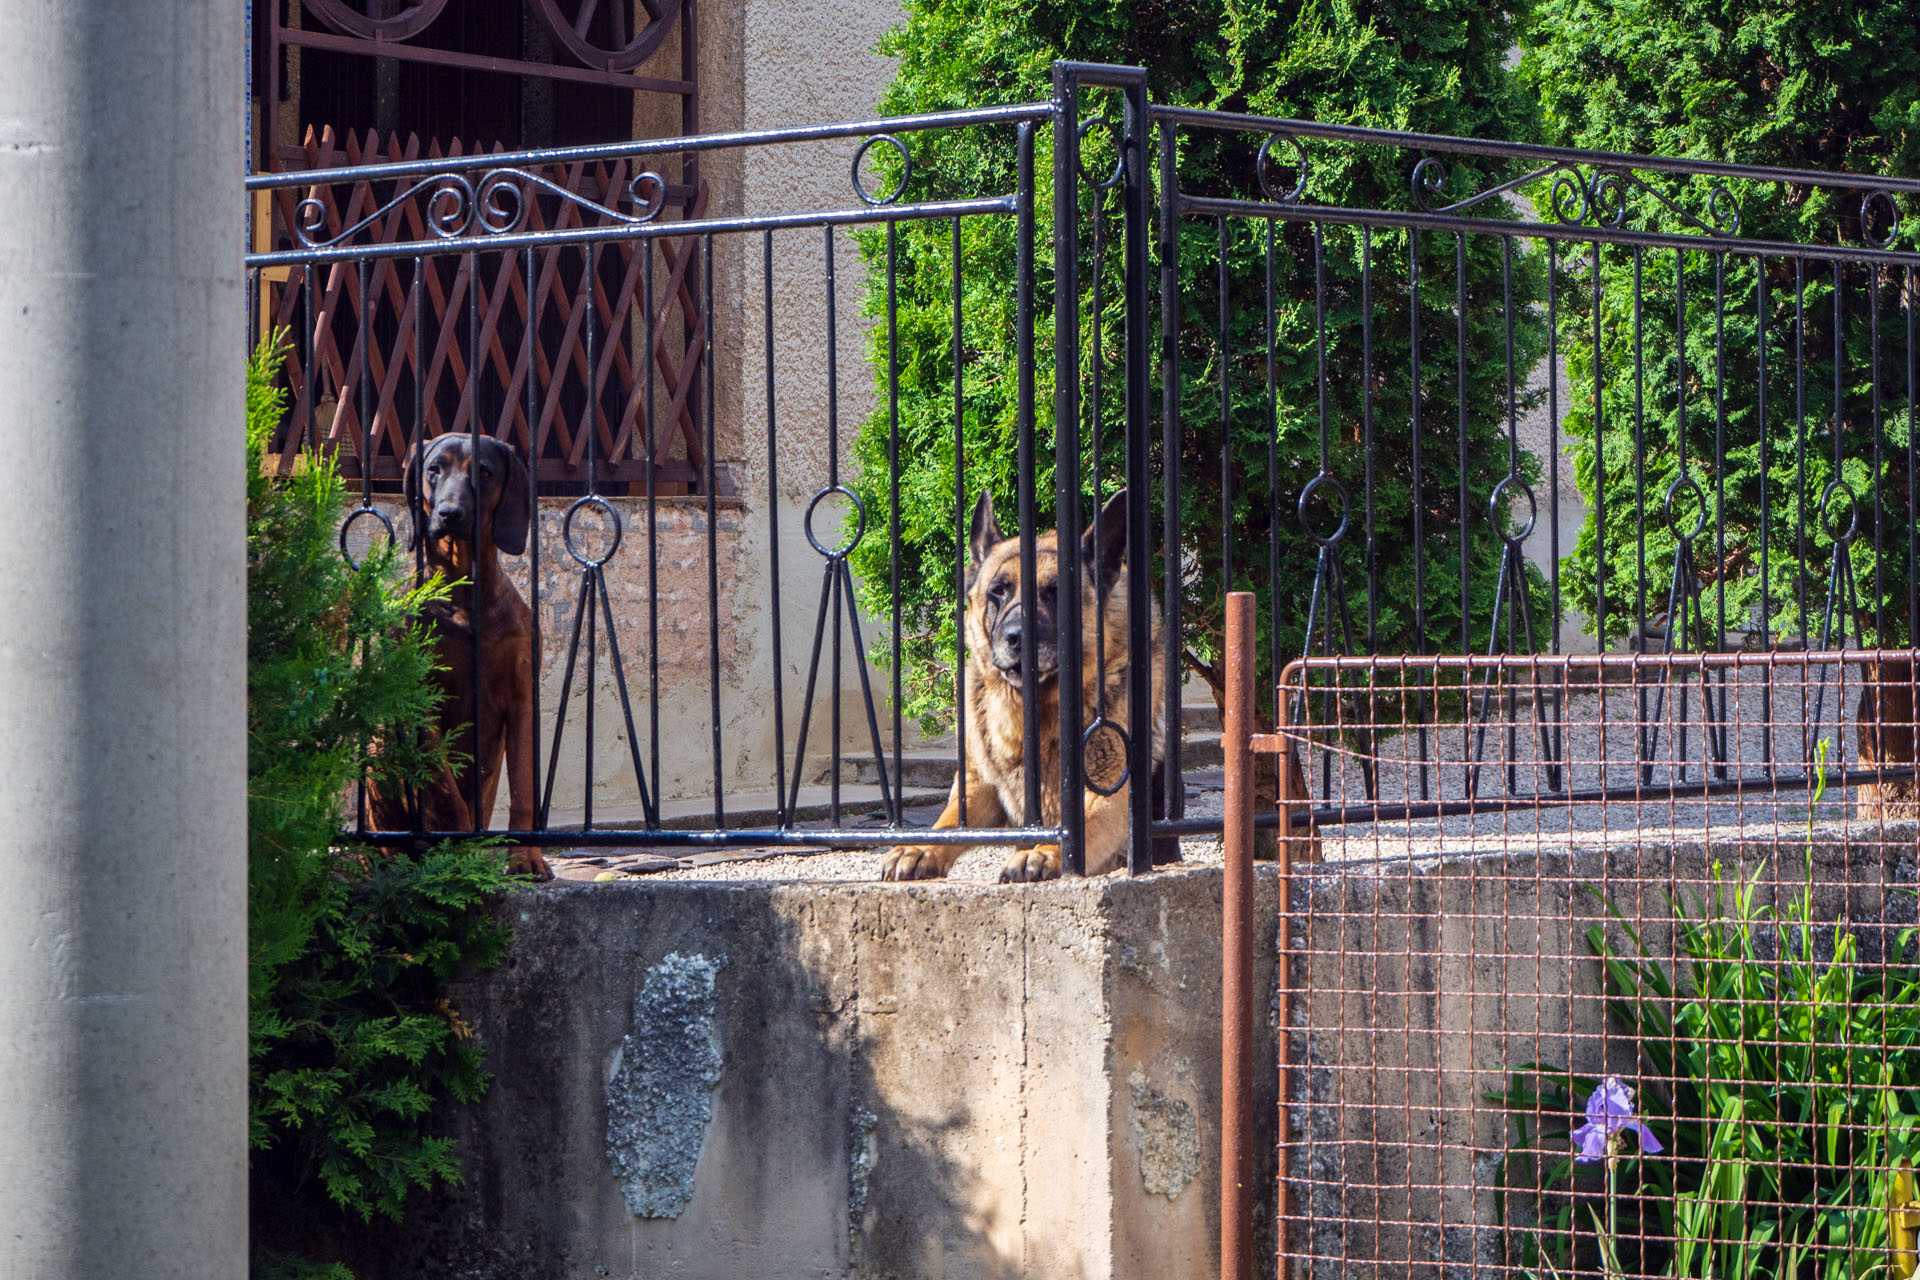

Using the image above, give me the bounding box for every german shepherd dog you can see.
[881,489,1174,882]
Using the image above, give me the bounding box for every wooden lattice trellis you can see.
[259,126,712,493]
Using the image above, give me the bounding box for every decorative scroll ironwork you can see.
[537,497,658,829]
[293,166,667,249]
[1465,476,1565,798]
[1408,156,1742,238]
[783,487,898,824]
[262,126,709,492]
[1635,472,1731,785]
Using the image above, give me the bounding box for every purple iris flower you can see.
[1571,1075,1664,1163]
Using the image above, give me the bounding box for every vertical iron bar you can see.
[827,224,843,824]
[1119,79,1151,871]
[1015,120,1041,829]
[704,234,723,827]
[1361,227,1376,650]
[1456,233,1470,656]
[1218,218,1233,596]
[643,240,662,824]
[521,248,543,827]
[1909,266,1918,643]
[1158,116,1184,838]
[1050,71,1086,873]
[1797,260,1809,652]
[578,245,593,826]
[887,219,904,823]
[952,216,969,828]
[358,258,373,508]
[1267,219,1283,745]
[466,250,484,831]
[764,231,787,825]
[1758,259,1772,773]
[1871,260,1884,642]
[1410,231,1430,799]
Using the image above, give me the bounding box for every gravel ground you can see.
[554,666,1910,883]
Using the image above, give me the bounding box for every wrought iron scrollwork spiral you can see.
[1414,157,1591,220]
[295,174,475,249]
[1560,167,1739,238]
[295,166,667,247]
[1256,133,1310,204]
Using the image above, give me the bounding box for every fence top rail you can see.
[245,192,1021,268]
[1151,102,1920,200]
[1277,647,1920,683]
[245,101,1052,191]
[1175,191,1920,266]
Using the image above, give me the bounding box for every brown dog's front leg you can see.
[880,770,1005,881]
[503,661,550,882]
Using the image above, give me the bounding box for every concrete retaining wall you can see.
[318,865,1282,1279]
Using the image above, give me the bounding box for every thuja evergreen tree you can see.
[246,338,515,1277]
[1520,0,1920,650]
[849,0,1550,731]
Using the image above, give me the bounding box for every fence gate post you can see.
[0,4,247,1276]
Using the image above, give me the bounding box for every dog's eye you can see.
[987,580,1011,603]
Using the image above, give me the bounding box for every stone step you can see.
[842,750,961,790]
[1183,702,1221,731]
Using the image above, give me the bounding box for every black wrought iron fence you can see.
[246,103,1080,860]
[245,62,1920,881]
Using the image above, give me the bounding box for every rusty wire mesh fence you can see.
[1254,650,1920,1280]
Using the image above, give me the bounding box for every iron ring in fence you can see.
[1861,190,1900,250]
[1256,134,1310,204]
[1296,473,1351,548]
[804,485,867,560]
[562,495,624,568]
[851,135,912,207]
[1082,718,1131,796]
[1663,472,1708,541]
[1489,475,1538,544]
[1077,117,1126,191]
[338,505,396,570]
[1820,479,1860,543]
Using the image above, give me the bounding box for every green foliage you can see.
[1520,0,1920,647]
[1490,862,1920,1277]
[850,0,1550,730]
[246,337,516,1266]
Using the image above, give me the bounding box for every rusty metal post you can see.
[1274,663,1295,1273]
[1221,592,1256,1280]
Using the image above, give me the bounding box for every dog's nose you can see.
[436,502,469,525]
[1000,612,1022,650]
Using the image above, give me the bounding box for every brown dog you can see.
[880,489,1172,882]
[369,433,547,879]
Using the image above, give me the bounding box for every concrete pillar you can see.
[0,3,247,1277]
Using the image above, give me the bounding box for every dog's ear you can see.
[490,442,532,556]
[402,436,427,551]
[968,490,1003,574]
[1080,488,1129,595]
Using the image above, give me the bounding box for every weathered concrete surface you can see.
[0,2,247,1277]
[322,866,1280,1279]
[1286,828,1919,1276]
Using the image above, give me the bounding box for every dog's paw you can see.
[880,846,952,881]
[509,847,554,882]
[998,845,1061,883]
